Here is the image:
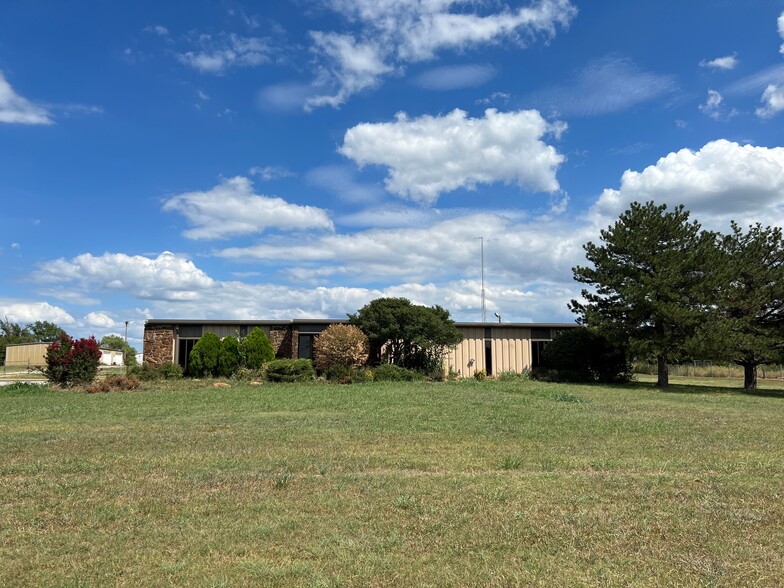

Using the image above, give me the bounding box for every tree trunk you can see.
[743,363,758,391]
[656,354,669,388]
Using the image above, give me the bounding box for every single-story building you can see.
[143,318,578,377]
[3,342,126,369]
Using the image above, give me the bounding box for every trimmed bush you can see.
[44,334,101,386]
[189,332,221,377]
[314,324,369,372]
[266,359,316,383]
[218,336,242,377]
[242,328,275,370]
[373,364,424,382]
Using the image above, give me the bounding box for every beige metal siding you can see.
[445,327,486,377]
[4,343,48,367]
[489,328,532,373]
[445,326,538,378]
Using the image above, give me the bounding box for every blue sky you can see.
[3,0,784,353]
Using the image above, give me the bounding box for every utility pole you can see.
[124,321,129,343]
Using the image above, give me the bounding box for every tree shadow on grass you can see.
[620,379,784,399]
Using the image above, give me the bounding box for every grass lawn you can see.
[1,378,782,587]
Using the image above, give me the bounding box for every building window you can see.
[298,334,314,360]
[485,339,493,376]
[179,324,202,338]
[531,340,548,368]
[177,338,199,374]
[531,327,552,340]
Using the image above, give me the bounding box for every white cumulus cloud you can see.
[592,140,784,228]
[0,70,53,125]
[162,176,334,239]
[0,301,75,325]
[84,312,117,329]
[34,252,217,301]
[339,108,565,204]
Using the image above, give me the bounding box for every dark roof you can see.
[145,318,577,328]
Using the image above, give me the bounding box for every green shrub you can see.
[217,336,242,377]
[128,361,183,381]
[266,359,316,383]
[158,361,184,379]
[533,329,632,384]
[242,328,276,370]
[373,364,424,382]
[189,332,221,377]
[44,334,101,386]
[473,369,487,381]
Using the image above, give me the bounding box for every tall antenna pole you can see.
[480,236,486,322]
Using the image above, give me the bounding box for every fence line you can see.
[632,361,784,379]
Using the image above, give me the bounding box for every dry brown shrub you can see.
[85,376,141,394]
[313,324,369,372]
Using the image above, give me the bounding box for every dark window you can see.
[239,325,248,338]
[177,339,198,374]
[296,324,330,334]
[485,339,493,376]
[531,327,552,340]
[298,334,314,360]
[179,324,202,338]
[532,341,548,368]
[484,327,492,338]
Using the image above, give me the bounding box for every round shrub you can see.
[242,327,276,370]
[44,333,101,386]
[313,324,369,372]
[189,332,221,377]
[218,335,242,377]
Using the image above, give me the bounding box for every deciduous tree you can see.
[349,298,463,376]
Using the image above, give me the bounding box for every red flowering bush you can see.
[45,333,102,386]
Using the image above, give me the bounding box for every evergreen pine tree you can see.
[570,201,716,387]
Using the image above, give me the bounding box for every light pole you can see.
[494,312,501,323]
[124,321,129,343]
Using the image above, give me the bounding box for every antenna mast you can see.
[480,236,486,322]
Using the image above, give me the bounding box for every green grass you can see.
[1,378,783,586]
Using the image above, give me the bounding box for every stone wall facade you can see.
[269,326,293,359]
[143,326,175,365]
